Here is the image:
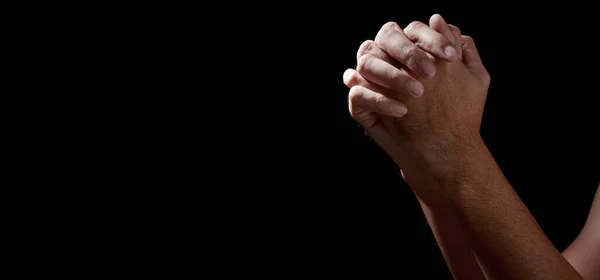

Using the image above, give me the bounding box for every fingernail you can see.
[393,104,408,116]
[444,45,458,59]
[419,60,436,78]
[407,80,424,97]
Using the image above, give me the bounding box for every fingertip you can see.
[407,80,424,97]
[418,59,436,78]
[430,13,447,26]
[343,68,356,85]
[343,68,354,79]
[443,45,459,61]
[392,103,408,117]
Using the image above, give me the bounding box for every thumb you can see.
[429,14,461,60]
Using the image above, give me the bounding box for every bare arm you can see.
[344,18,487,278]
[416,197,486,279]
[343,13,584,279]
[562,185,600,280]
[408,138,582,280]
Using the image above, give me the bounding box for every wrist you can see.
[394,135,490,202]
[423,135,489,182]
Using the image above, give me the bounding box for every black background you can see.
[128,4,600,278]
[216,5,600,278]
[22,3,599,278]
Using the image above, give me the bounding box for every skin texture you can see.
[345,15,486,280]
[343,14,590,280]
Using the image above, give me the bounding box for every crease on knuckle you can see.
[462,35,474,47]
[358,40,375,58]
[453,26,461,35]
[404,21,424,34]
[404,45,421,58]
[402,46,423,68]
[375,23,397,46]
[381,21,398,30]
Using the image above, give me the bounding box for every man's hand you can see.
[343,14,584,280]
[344,15,490,280]
[343,15,462,133]
[343,14,490,191]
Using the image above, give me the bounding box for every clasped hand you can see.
[343,14,491,190]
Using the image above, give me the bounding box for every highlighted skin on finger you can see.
[404,20,458,62]
[356,54,425,98]
[343,68,422,100]
[343,68,358,87]
[427,14,460,61]
[348,85,408,118]
[375,22,437,79]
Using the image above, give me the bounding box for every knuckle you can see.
[400,46,426,70]
[357,40,375,57]
[404,21,426,35]
[462,35,474,44]
[381,21,398,30]
[453,26,461,35]
[375,23,398,44]
[356,54,375,73]
[348,86,365,102]
[403,45,423,61]
[449,24,461,34]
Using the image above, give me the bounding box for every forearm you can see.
[395,135,487,279]
[416,196,486,280]
[432,138,581,279]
